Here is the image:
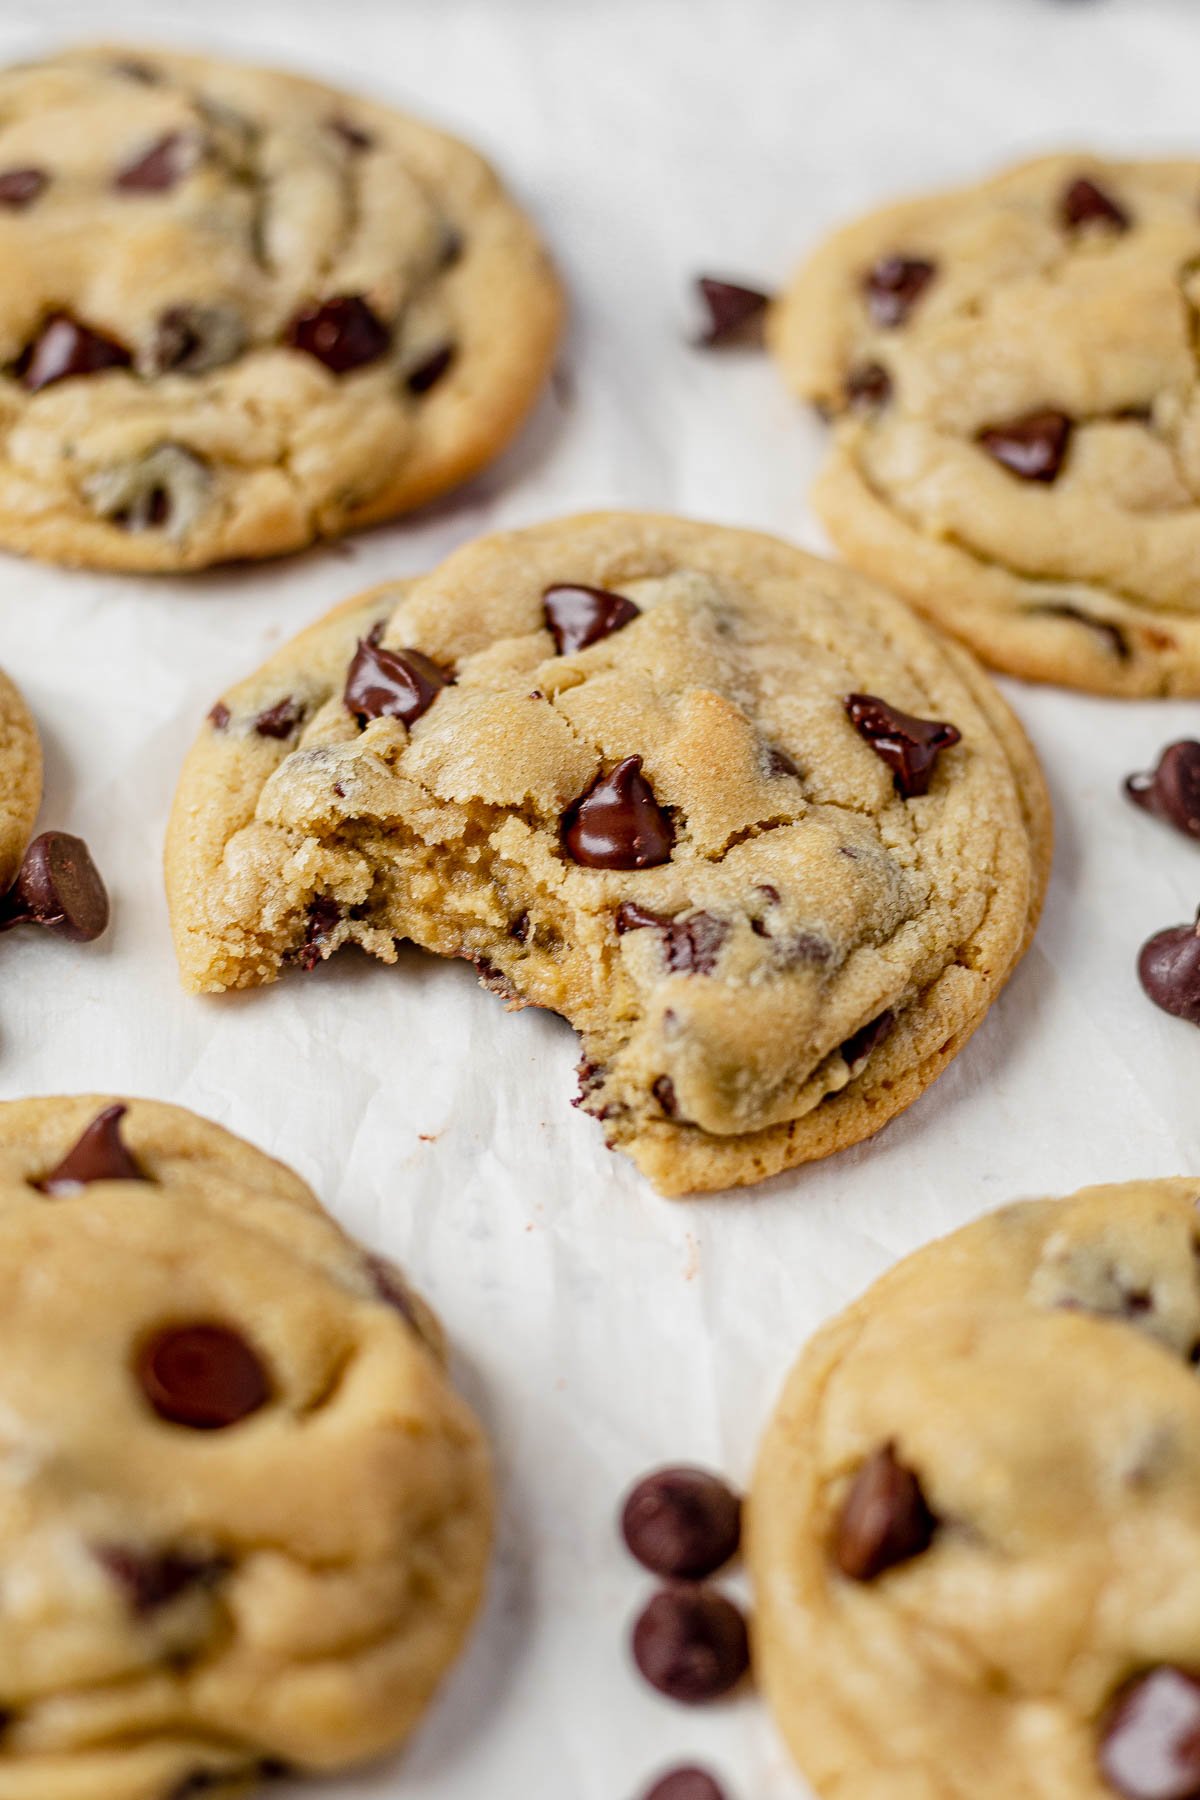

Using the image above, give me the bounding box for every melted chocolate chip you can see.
[561,758,674,870]
[864,256,936,328]
[694,277,771,346]
[834,1444,937,1581]
[1126,742,1200,839]
[37,1103,145,1195]
[286,295,391,373]
[116,132,198,193]
[543,584,640,654]
[840,1009,896,1071]
[766,745,803,781]
[208,701,231,730]
[18,314,132,391]
[406,343,455,394]
[621,1467,741,1579]
[653,1074,681,1119]
[344,638,447,726]
[979,410,1073,482]
[0,167,47,209]
[95,1544,226,1615]
[615,904,727,974]
[1061,174,1130,233]
[0,832,109,942]
[1139,918,1200,1025]
[136,1324,270,1430]
[252,697,304,739]
[1029,602,1130,660]
[632,1585,750,1703]
[844,695,961,799]
[328,116,374,152]
[509,911,532,944]
[1099,1666,1200,1800]
[298,896,342,972]
[845,360,892,410]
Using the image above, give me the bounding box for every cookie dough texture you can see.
[751,1178,1200,1800]
[0,44,562,572]
[0,667,40,887]
[772,154,1200,694]
[0,1095,492,1799]
[166,512,1050,1196]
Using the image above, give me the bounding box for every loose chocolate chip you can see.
[137,1324,270,1430]
[286,295,391,373]
[616,904,727,974]
[208,701,231,730]
[622,1467,742,1579]
[844,694,961,800]
[979,409,1072,482]
[298,896,342,972]
[116,131,199,193]
[834,1443,937,1581]
[344,637,447,727]
[561,757,674,870]
[17,314,132,391]
[252,697,304,740]
[405,342,455,394]
[840,1009,896,1071]
[632,1585,750,1704]
[328,115,374,152]
[543,583,641,654]
[863,256,936,328]
[1126,743,1200,839]
[653,1074,681,1119]
[0,831,109,942]
[37,1103,145,1195]
[642,1771,727,1800]
[154,304,247,376]
[0,167,47,209]
[1099,1666,1200,1800]
[1139,917,1200,1025]
[95,1543,226,1615]
[845,361,892,410]
[694,276,771,346]
[1061,174,1130,233]
[1029,601,1130,660]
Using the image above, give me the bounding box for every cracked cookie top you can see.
[772,154,1200,695]
[0,667,41,887]
[752,1178,1200,1800]
[166,512,1049,1195]
[0,45,562,572]
[0,1095,491,1798]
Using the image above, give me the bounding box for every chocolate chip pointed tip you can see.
[37,1103,145,1195]
[0,832,109,942]
[1061,174,1130,233]
[632,1584,750,1703]
[621,1466,742,1578]
[344,638,447,727]
[694,276,771,346]
[834,1443,937,1581]
[844,695,961,799]
[543,583,640,654]
[1125,742,1200,840]
[561,757,674,870]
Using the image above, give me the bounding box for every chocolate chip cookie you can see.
[750,1177,1200,1800]
[165,512,1050,1195]
[772,154,1200,695]
[0,1095,492,1797]
[0,665,41,887]
[0,45,562,572]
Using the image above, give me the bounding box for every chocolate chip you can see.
[622,1467,741,1579]
[116,132,200,194]
[694,277,771,346]
[765,745,803,781]
[0,832,109,942]
[298,896,341,972]
[543,583,640,654]
[616,905,727,974]
[1139,917,1200,1025]
[1126,743,1200,839]
[1029,601,1130,660]
[154,304,246,376]
[37,1103,145,1195]
[253,697,303,740]
[979,409,1073,482]
[17,314,132,391]
[0,167,47,209]
[95,1544,226,1615]
[561,757,674,870]
[87,444,210,537]
[328,116,374,152]
[844,694,961,799]
[286,295,391,373]
[845,360,892,410]
[641,1771,727,1800]
[1099,1666,1200,1799]
[863,256,936,328]
[653,1074,681,1119]
[632,1585,750,1703]
[208,702,231,730]
[1061,175,1130,233]
[405,342,455,394]
[840,1009,896,1071]
[509,910,532,943]
[344,638,447,727]
[136,1324,270,1430]
[834,1443,937,1581]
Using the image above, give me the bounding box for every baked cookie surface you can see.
[772,154,1200,695]
[0,1095,492,1798]
[166,512,1049,1196]
[750,1178,1200,1800]
[0,44,561,572]
[0,666,41,887]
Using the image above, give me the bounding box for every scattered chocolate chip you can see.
[253,697,304,739]
[616,904,727,974]
[328,115,374,152]
[622,1467,741,1579]
[298,896,342,972]
[979,409,1072,482]
[765,745,802,781]
[1029,602,1130,660]
[136,1324,270,1430]
[694,277,771,346]
[116,132,199,193]
[0,831,109,942]
[845,360,892,410]
[17,314,132,391]
[208,701,231,730]
[37,1103,145,1195]
[286,295,391,373]
[840,1009,896,1071]
[561,757,674,870]
[1099,1666,1200,1800]
[863,256,936,328]
[653,1074,681,1119]
[0,167,47,209]
[834,1443,937,1581]
[95,1543,226,1615]
[632,1585,750,1703]
[543,583,640,654]
[1061,174,1130,233]
[1126,742,1200,839]
[1139,916,1200,1025]
[405,342,455,394]
[344,638,447,727]
[154,304,246,376]
[641,1771,727,1800]
[844,694,961,799]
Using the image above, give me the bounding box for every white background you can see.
[3,0,1200,1794]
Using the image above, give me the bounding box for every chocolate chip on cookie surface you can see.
[165,512,1049,1196]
